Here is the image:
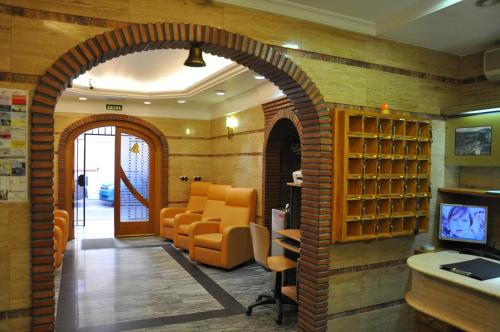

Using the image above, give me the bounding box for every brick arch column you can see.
[30,23,333,332]
[55,113,169,238]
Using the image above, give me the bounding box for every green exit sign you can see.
[106,104,122,111]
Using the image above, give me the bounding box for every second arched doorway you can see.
[56,114,169,239]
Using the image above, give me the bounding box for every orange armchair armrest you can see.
[174,213,203,229]
[188,221,220,257]
[221,225,253,268]
[186,209,203,214]
[202,217,221,222]
[160,207,186,219]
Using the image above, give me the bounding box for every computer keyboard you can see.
[280,237,300,249]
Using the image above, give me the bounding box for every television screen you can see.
[439,204,487,244]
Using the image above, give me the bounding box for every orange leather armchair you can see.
[160,181,211,240]
[55,209,70,251]
[173,184,231,250]
[53,225,63,268]
[189,187,256,269]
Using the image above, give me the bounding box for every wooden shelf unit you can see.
[333,110,432,242]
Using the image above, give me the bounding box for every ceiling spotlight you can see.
[476,0,500,6]
[144,101,151,105]
[177,100,186,104]
[88,79,94,90]
[78,97,87,101]
[253,74,265,80]
[184,42,206,67]
[216,90,225,96]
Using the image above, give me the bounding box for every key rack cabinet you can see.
[332,110,432,242]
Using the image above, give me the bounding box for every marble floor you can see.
[55,236,298,332]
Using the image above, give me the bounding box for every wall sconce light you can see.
[226,116,238,139]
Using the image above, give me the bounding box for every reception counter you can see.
[406,251,500,332]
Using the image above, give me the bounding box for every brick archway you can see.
[30,23,333,332]
[55,114,169,238]
[262,102,304,228]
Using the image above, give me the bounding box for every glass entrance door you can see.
[114,128,154,236]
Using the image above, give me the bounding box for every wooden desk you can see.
[274,228,301,303]
[275,229,300,242]
[406,251,500,332]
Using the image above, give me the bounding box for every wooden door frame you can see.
[114,126,156,237]
[60,117,166,240]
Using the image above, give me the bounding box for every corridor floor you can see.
[54,237,297,332]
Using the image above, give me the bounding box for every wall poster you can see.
[0,89,28,202]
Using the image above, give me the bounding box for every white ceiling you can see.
[71,49,239,95]
[217,0,500,56]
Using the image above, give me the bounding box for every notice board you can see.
[0,89,28,202]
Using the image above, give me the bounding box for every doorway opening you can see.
[73,126,115,239]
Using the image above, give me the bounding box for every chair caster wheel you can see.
[246,309,252,316]
[275,319,282,325]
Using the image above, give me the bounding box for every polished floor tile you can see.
[56,236,297,332]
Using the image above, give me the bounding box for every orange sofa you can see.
[160,181,211,240]
[189,187,256,269]
[55,209,70,244]
[173,184,231,250]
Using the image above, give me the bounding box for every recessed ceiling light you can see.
[476,0,500,7]
[144,101,151,105]
[216,90,225,96]
[79,97,87,101]
[177,100,186,104]
[253,75,265,80]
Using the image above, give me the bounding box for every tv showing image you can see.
[439,203,487,244]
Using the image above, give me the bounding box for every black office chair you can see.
[245,223,297,324]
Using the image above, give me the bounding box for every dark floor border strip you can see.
[329,258,407,276]
[0,4,486,85]
[328,299,406,320]
[56,249,78,331]
[80,243,165,250]
[162,244,246,314]
[0,308,31,320]
[77,309,232,332]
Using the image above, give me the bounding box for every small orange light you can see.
[380,103,389,111]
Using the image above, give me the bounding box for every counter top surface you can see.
[407,251,500,298]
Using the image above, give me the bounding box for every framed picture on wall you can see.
[455,126,492,155]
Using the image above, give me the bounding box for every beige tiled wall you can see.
[53,106,265,214]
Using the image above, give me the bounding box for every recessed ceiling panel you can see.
[72,49,235,93]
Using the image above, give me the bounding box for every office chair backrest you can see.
[249,222,270,269]
[219,187,256,232]
[186,181,211,211]
[202,184,231,218]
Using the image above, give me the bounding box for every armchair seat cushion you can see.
[194,233,223,251]
[163,218,174,227]
[178,224,191,236]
